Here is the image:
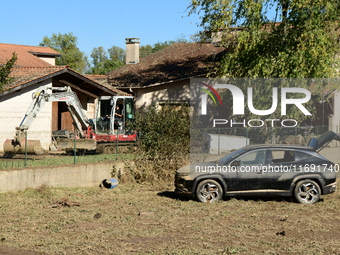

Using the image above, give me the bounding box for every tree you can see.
[89,46,125,75]
[188,0,340,123]
[140,44,153,58]
[39,32,87,73]
[0,52,17,91]
[91,46,107,67]
[108,46,125,62]
[188,0,340,78]
[140,37,189,58]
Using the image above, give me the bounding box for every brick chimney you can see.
[125,38,140,64]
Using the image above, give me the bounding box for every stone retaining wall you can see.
[0,161,125,193]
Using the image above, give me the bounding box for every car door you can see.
[265,149,297,192]
[229,149,269,192]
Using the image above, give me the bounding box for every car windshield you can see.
[217,148,247,165]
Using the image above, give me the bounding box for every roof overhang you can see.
[29,51,62,57]
[0,67,129,98]
[117,74,208,90]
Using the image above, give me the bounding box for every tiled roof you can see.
[85,74,109,86]
[84,74,129,94]
[107,43,226,87]
[5,66,67,89]
[0,43,128,96]
[0,43,60,67]
[2,66,129,96]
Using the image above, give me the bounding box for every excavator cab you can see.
[94,96,135,135]
[3,86,137,155]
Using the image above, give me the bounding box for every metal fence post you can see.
[218,128,220,155]
[73,133,77,164]
[24,131,28,167]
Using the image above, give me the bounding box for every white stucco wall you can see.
[0,80,53,153]
[205,134,249,154]
[329,89,340,133]
[38,56,56,66]
[134,80,190,109]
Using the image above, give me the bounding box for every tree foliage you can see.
[140,37,189,57]
[123,105,190,183]
[0,52,17,91]
[91,46,107,67]
[189,0,340,124]
[188,0,340,78]
[135,105,190,159]
[108,46,125,62]
[39,32,87,73]
[89,46,125,75]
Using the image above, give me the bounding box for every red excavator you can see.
[3,86,137,155]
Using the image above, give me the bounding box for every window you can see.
[271,150,295,163]
[236,150,266,165]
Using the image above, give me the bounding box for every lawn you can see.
[0,152,135,170]
[0,180,339,254]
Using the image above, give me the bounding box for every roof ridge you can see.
[0,43,50,48]
[12,66,67,69]
[139,42,222,61]
[107,42,226,87]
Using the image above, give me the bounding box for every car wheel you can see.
[294,179,321,204]
[196,179,223,203]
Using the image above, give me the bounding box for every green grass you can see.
[0,153,136,170]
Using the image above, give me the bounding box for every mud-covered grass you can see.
[0,151,136,170]
[0,180,340,255]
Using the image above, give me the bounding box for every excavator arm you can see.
[4,86,95,155]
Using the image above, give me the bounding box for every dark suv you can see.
[175,131,339,204]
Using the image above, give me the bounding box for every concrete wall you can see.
[134,80,190,108]
[0,161,125,193]
[206,134,249,154]
[329,89,340,134]
[319,147,340,165]
[0,81,53,152]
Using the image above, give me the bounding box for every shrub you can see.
[136,105,190,158]
[125,105,190,184]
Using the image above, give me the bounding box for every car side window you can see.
[234,150,266,165]
[270,150,295,163]
[296,151,312,160]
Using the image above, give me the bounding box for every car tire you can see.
[196,179,223,203]
[294,179,321,204]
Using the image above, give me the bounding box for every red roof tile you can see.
[5,66,67,89]
[0,44,129,96]
[107,43,225,87]
[3,66,129,96]
[0,43,60,67]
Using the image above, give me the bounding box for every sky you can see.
[2,0,201,59]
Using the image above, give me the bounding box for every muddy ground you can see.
[0,181,339,255]
[0,149,340,254]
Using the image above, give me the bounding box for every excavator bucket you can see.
[55,138,97,151]
[3,139,46,155]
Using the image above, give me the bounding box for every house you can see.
[0,43,128,152]
[107,39,226,109]
[106,39,340,137]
